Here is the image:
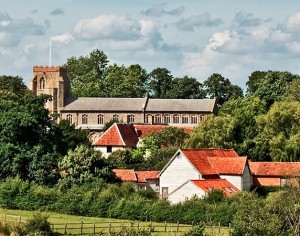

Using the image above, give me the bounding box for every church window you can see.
[173,114,179,124]
[182,115,189,124]
[191,115,198,124]
[155,114,162,124]
[40,77,45,89]
[82,114,88,124]
[128,115,135,123]
[113,114,119,122]
[164,115,170,124]
[66,114,73,124]
[97,114,104,124]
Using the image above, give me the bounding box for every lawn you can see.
[0,208,230,235]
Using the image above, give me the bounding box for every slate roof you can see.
[92,123,139,147]
[61,97,147,111]
[249,161,300,177]
[145,98,216,112]
[113,169,137,182]
[191,179,239,196]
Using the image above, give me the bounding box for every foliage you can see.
[25,213,52,236]
[255,101,300,161]
[148,67,173,98]
[185,115,236,149]
[58,145,119,186]
[0,75,29,100]
[182,222,205,236]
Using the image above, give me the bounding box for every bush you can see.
[25,213,52,236]
[182,222,205,236]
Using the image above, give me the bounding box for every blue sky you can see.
[1,0,300,89]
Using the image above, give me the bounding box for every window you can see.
[173,114,179,124]
[191,115,198,124]
[39,77,45,89]
[107,146,112,153]
[113,114,119,122]
[182,115,189,124]
[162,187,169,199]
[82,114,88,124]
[97,114,104,124]
[128,115,135,123]
[155,115,162,124]
[164,115,170,124]
[66,114,73,124]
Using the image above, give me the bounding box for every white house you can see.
[158,148,251,202]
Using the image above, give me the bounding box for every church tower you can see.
[30,66,71,113]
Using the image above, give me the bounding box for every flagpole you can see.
[49,39,52,66]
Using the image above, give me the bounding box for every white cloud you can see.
[51,33,74,44]
[285,12,300,32]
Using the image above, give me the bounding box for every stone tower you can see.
[30,66,71,113]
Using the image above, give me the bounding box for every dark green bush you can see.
[25,213,52,236]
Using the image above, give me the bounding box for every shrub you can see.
[25,213,52,236]
[182,222,205,236]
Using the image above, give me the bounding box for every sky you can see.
[1,0,300,89]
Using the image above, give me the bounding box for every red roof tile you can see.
[92,123,139,147]
[181,149,243,175]
[135,171,159,183]
[113,169,137,182]
[249,161,300,177]
[133,124,169,139]
[191,179,239,196]
[208,157,247,175]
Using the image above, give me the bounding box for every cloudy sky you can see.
[1,0,300,89]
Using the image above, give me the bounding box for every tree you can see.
[255,101,300,161]
[185,115,236,149]
[203,73,243,106]
[284,78,300,102]
[246,70,300,107]
[168,76,206,99]
[0,75,29,100]
[58,145,119,186]
[148,67,173,98]
[64,49,109,97]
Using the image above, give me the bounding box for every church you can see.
[30,66,217,130]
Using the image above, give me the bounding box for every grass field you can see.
[0,208,230,235]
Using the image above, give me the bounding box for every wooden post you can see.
[177,221,179,231]
[149,221,152,232]
[64,223,67,235]
[19,216,21,224]
[137,221,139,230]
[80,222,83,234]
[165,221,167,232]
[93,223,96,234]
[109,222,112,234]
[4,214,6,224]
[219,222,221,233]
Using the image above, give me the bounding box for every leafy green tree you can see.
[148,67,173,98]
[284,78,300,102]
[220,96,267,158]
[168,76,206,99]
[185,115,236,149]
[203,73,243,106]
[0,75,29,100]
[255,101,300,161]
[246,70,300,107]
[58,145,119,186]
[64,49,109,97]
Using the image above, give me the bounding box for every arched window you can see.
[97,114,104,124]
[82,114,88,124]
[173,114,179,124]
[128,115,135,123]
[191,115,198,124]
[113,114,119,122]
[155,114,162,124]
[66,114,73,124]
[40,77,45,89]
[164,115,170,124]
[182,115,189,124]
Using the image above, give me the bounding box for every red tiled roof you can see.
[249,161,300,177]
[181,149,242,175]
[92,123,139,147]
[113,169,137,182]
[191,179,239,196]
[133,124,169,139]
[208,157,247,175]
[135,171,159,183]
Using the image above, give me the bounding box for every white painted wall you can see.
[168,181,206,204]
[159,152,201,196]
[220,175,242,190]
[93,146,129,158]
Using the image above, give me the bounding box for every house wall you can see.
[168,182,206,204]
[159,153,201,197]
[219,175,242,190]
[93,146,131,158]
